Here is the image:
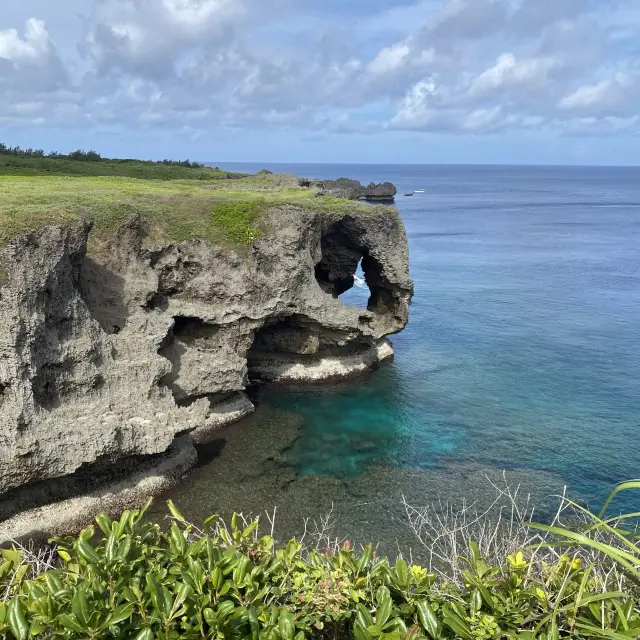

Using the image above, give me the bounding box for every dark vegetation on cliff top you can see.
[0,143,232,180]
[1,481,639,639]
[0,145,378,249]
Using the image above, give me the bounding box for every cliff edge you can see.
[0,187,412,533]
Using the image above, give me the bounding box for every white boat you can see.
[415,189,425,193]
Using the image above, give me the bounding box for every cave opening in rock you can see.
[249,316,319,358]
[314,221,388,313]
[338,259,371,309]
[247,314,329,384]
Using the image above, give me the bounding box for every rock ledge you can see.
[0,201,412,532]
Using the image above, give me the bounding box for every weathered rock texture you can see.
[307,178,397,201]
[249,338,395,385]
[0,437,197,544]
[0,204,412,509]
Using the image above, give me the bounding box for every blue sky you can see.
[1,0,639,165]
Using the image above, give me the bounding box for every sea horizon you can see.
[209,161,640,170]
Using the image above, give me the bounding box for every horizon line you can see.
[207,161,640,169]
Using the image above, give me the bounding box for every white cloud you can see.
[558,74,636,113]
[161,0,240,30]
[1,0,639,138]
[390,78,442,127]
[510,0,587,35]
[560,80,617,110]
[468,53,561,98]
[0,19,54,64]
[0,18,67,115]
[462,106,503,131]
[82,0,248,77]
[425,0,508,42]
[368,42,411,75]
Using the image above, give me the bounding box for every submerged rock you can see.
[0,202,412,522]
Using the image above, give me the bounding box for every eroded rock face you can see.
[310,178,397,201]
[361,182,397,201]
[0,204,412,499]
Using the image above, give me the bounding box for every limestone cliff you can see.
[0,203,412,524]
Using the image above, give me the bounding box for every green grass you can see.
[0,174,377,250]
[0,155,232,181]
[212,200,264,245]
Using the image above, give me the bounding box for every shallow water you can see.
[154,164,640,548]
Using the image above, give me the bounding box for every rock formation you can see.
[305,178,397,201]
[0,202,412,538]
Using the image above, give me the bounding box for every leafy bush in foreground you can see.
[0,483,639,640]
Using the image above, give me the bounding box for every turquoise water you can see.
[156,164,640,545]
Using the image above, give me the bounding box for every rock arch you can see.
[314,218,407,326]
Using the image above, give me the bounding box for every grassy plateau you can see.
[0,154,374,249]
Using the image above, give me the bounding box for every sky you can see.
[1,0,639,165]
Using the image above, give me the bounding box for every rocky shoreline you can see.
[0,437,197,545]
[249,338,395,385]
[0,174,412,542]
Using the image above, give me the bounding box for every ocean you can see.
[154,164,640,551]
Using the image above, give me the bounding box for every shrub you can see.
[0,483,638,639]
[0,155,224,181]
[0,143,206,169]
[0,142,232,180]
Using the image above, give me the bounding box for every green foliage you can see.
[0,155,228,181]
[1,483,640,640]
[212,200,264,245]
[529,479,640,585]
[0,547,30,596]
[0,142,213,172]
